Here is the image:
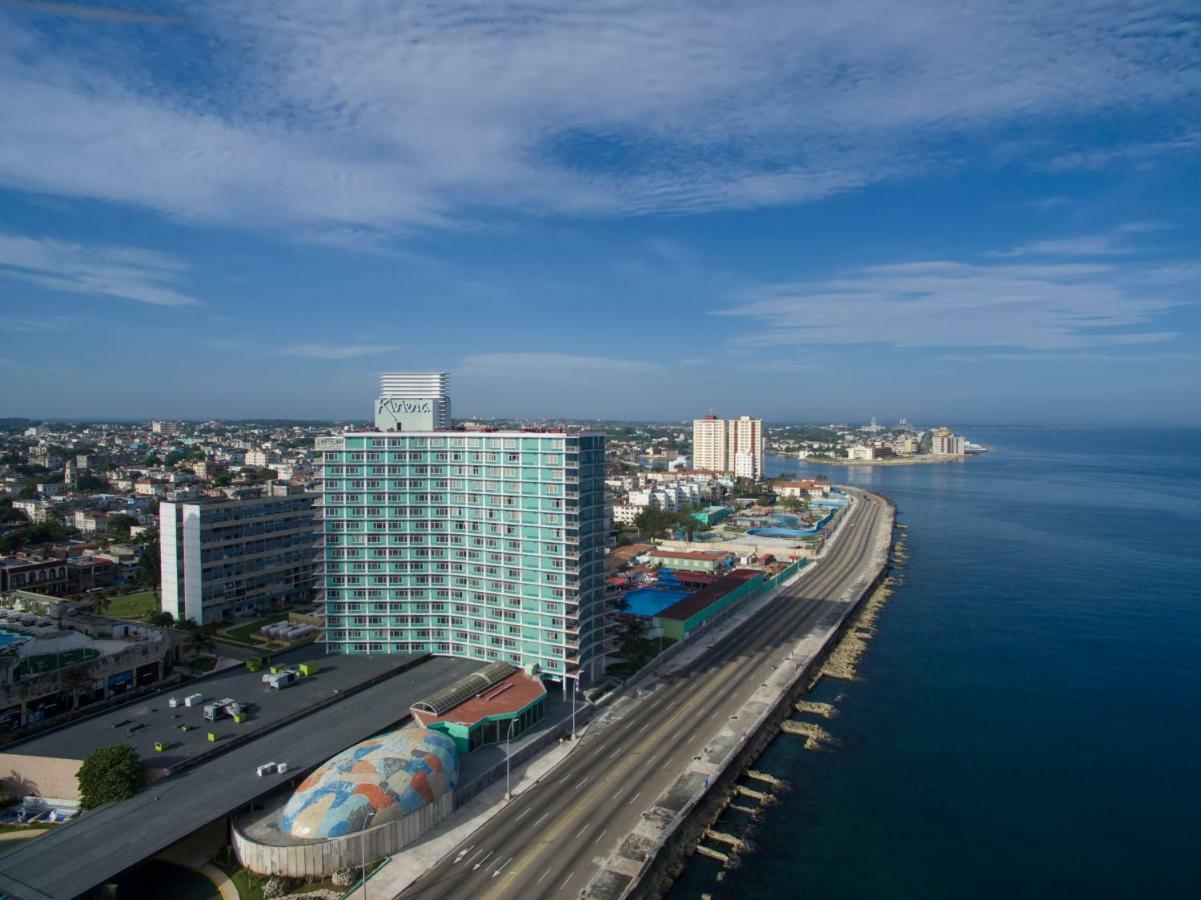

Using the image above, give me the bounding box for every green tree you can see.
[136,542,161,588]
[780,495,802,512]
[106,514,136,541]
[76,744,143,810]
[75,473,110,493]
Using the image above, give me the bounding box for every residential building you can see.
[0,558,70,595]
[319,426,607,687]
[159,488,317,624]
[375,372,452,431]
[646,549,733,574]
[931,428,966,455]
[151,421,177,435]
[692,414,764,479]
[244,449,277,468]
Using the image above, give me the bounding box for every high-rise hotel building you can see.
[692,413,764,479]
[318,374,607,688]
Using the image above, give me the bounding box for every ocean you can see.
[666,427,1201,899]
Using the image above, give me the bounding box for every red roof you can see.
[656,569,763,622]
[411,671,546,728]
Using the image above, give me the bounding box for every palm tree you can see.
[61,665,95,710]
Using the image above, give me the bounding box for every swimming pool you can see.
[0,630,29,649]
[747,508,836,539]
[622,588,692,617]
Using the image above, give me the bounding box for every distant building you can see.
[692,414,764,479]
[159,488,317,624]
[931,428,966,455]
[151,421,177,435]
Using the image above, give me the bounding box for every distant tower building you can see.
[151,421,177,435]
[375,372,451,431]
[692,413,764,479]
[930,427,966,455]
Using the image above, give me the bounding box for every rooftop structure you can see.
[375,372,451,431]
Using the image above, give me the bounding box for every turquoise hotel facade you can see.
[318,429,607,687]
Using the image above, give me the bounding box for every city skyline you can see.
[1,2,1199,425]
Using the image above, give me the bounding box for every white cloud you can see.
[277,344,400,359]
[0,232,198,306]
[0,1,1196,237]
[993,235,1132,257]
[719,259,1179,350]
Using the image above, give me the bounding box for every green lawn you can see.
[0,823,54,834]
[218,612,291,645]
[105,591,159,620]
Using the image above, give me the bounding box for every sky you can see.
[0,1,1199,426]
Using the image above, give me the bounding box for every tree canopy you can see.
[76,744,143,810]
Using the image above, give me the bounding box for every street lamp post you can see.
[571,678,579,741]
[504,718,517,800]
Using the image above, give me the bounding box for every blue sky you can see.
[1,1,1199,425]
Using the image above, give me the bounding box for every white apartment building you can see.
[612,504,641,526]
[151,421,177,435]
[244,449,277,468]
[931,430,966,455]
[692,414,764,479]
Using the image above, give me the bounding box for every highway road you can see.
[401,489,891,900]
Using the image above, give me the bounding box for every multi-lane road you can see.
[402,489,891,900]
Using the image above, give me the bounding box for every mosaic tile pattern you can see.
[281,727,458,838]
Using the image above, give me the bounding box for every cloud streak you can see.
[0,232,199,306]
[719,258,1181,351]
[0,1,1196,239]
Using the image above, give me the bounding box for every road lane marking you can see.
[492,856,512,879]
[670,727,682,739]
[646,752,658,764]
[638,722,650,733]
[626,790,641,806]
[515,807,530,822]
[574,776,589,790]
[465,846,486,866]
[608,747,622,759]
[537,867,552,885]
[709,711,718,719]
[593,827,608,845]
[472,849,493,870]
[559,871,575,891]
[611,788,622,800]
[575,824,588,838]
[534,811,550,827]
[454,844,475,864]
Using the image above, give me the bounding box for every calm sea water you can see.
[667,427,1201,899]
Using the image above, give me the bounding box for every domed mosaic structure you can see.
[281,727,458,839]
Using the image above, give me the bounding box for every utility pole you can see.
[504,718,517,800]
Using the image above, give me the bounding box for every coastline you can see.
[796,450,991,467]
